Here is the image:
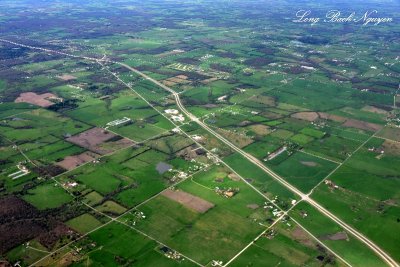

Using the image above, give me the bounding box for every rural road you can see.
[1,38,398,267]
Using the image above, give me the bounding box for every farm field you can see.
[0,0,399,266]
[120,166,281,265]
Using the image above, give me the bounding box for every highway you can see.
[121,62,398,267]
[1,38,398,267]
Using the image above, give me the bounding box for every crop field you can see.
[0,0,399,266]
[229,219,347,267]
[120,166,270,265]
[308,137,400,261]
[267,151,338,193]
[290,202,387,267]
[22,182,73,210]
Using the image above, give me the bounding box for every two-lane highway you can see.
[1,38,398,267]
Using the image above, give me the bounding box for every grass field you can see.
[71,222,196,266]
[312,184,400,262]
[290,202,387,267]
[268,151,338,193]
[230,220,346,267]
[0,0,399,265]
[66,213,103,234]
[122,166,270,265]
[224,153,298,206]
[23,182,73,210]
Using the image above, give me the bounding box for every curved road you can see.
[1,38,398,267]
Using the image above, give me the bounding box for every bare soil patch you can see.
[342,119,382,132]
[162,80,176,87]
[246,204,259,209]
[377,127,400,142]
[248,95,276,106]
[228,172,241,181]
[201,77,219,84]
[291,112,319,122]
[162,189,214,213]
[175,75,188,80]
[381,140,400,156]
[249,124,272,135]
[162,75,191,86]
[361,105,389,115]
[291,226,314,247]
[216,128,253,148]
[321,231,348,241]
[66,128,132,155]
[57,74,77,81]
[300,161,318,167]
[95,137,134,154]
[15,92,60,107]
[56,151,99,170]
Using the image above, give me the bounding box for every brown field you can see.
[161,189,214,213]
[175,75,188,80]
[216,128,254,148]
[15,92,60,107]
[291,112,319,122]
[57,74,77,81]
[342,119,383,132]
[321,231,348,241]
[377,126,400,142]
[56,151,99,170]
[248,124,272,135]
[361,105,389,115]
[248,95,276,106]
[66,127,133,154]
[318,112,347,123]
[291,226,314,247]
[162,75,191,86]
[201,77,219,84]
[261,111,284,120]
[169,77,190,84]
[96,138,134,152]
[162,80,176,87]
[66,127,116,150]
[381,140,400,156]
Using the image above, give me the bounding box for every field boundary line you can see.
[29,164,213,267]
[3,38,395,267]
[307,128,382,195]
[299,149,342,164]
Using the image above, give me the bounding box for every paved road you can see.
[1,38,398,267]
[120,62,399,267]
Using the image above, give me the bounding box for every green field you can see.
[268,151,338,193]
[23,182,73,210]
[124,166,269,265]
[0,0,399,265]
[71,222,196,266]
[66,213,103,234]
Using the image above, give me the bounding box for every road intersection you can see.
[1,38,398,267]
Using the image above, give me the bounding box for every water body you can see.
[156,162,172,174]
